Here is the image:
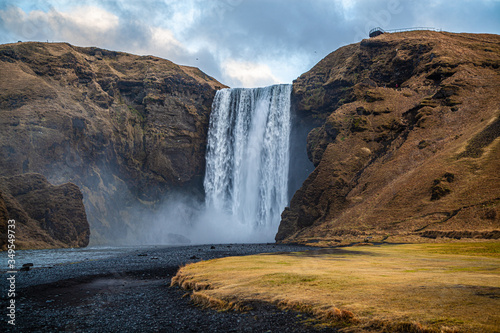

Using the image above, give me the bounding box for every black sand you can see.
[1,244,333,332]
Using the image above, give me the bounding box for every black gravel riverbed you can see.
[1,244,334,332]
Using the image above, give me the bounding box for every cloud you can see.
[1,0,500,88]
[0,2,227,83]
[222,59,280,88]
[0,4,190,59]
[409,0,500,34]
[0,5,120,46]
[60,6,119,32]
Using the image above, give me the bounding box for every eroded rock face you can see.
[0,42,226,244]
[277,31,500,244]
[0,173,89,250]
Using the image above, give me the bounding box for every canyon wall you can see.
[0,42,226,246]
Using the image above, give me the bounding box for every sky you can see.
[1,0,499,88]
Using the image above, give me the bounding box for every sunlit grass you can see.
[420,242,500,257]
[172,242,500,332]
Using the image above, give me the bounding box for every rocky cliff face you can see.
[277,31,500,244]
[0,173,89,250]
[0,42,226,245]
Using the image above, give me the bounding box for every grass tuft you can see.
[190,292,232,311]
[322,307,357,323]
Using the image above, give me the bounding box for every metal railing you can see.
[369,27,385,36]
[369,27,442,37]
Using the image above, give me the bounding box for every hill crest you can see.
[277,31,500,245]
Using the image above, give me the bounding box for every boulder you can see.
[0,173,89,249]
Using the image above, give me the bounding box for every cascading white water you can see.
[203,84,291,241]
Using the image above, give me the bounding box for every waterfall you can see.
[203,84,291,241]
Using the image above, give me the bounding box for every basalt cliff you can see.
[277,31,500,244]
[0,42,225,247]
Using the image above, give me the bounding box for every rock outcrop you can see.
[0,173,89,250]
[277,31,500,244]
[0,42,226,245]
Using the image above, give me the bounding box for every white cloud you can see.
[0,5,120,45]
[149,26,185,54]
[52,6,122,47]
[0,5,189,56]
[58,6,119,32]
[2,0,500,88]
[166,0,203,36]
[222,59,281,88]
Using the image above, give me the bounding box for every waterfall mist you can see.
[124,84,292,245]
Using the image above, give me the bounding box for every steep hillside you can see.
[0,173,89,250]
[0,42,226,245]
[277,31,500,244]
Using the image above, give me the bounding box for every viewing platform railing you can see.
[369,27,442,37]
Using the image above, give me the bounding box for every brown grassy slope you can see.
[278,31,500,244]
[0,42,226,244]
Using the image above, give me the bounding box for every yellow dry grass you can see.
[172,242,500,332]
